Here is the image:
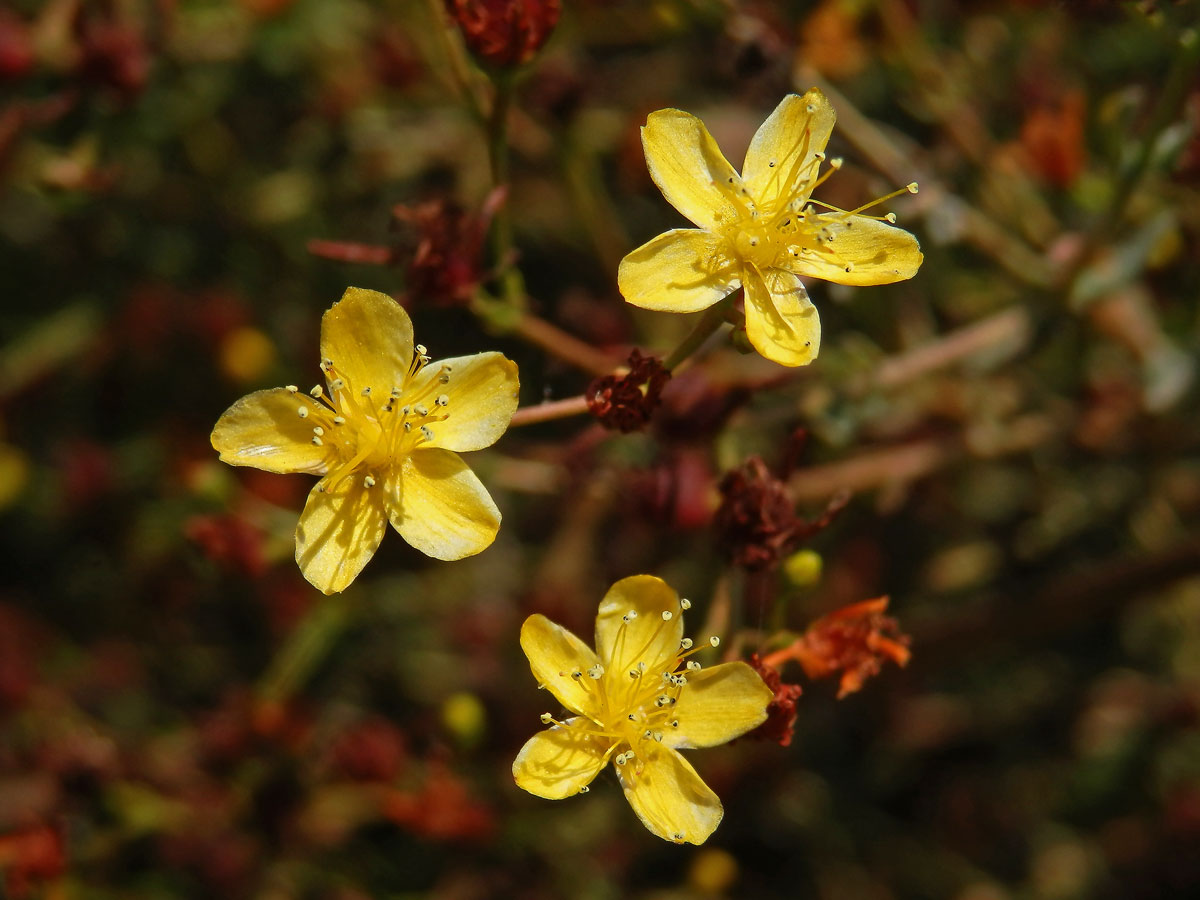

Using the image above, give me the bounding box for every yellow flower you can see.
[210,287,519,594]
[513,575,773,844]
[619,89,924,367]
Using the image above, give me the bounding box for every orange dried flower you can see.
[790,597,911,698]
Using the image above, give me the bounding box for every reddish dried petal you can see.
[746,654,804,747]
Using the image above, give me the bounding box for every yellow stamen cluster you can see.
[287,345,455,494]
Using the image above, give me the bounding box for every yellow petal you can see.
[618,746,722,844]
[618,229,741,313]
[320,287,414,396]
[513,718,611,800]
[742,90,835,213]
[665,662,772,750]
[295,477,388,594]
[642,109,744,233]
[211,388,330,474]
[791,215,924,285]
[388,448,500,560]
[412,352,519,452]
[594,575,684,676]
[743,265,821,367]
[520,614,602,718]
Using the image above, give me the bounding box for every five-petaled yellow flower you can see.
[619,88,924,367]
[210,287,519,594]
[513,575,773,844]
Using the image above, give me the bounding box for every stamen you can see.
[310,385,324,399]
[363,475,375,487]
[540,713,553,724]
[680,638,693,650]
[311,436,322,446]
[312,426,324,436]
[435,395,449,408]
[286,385,298,393]
[622,610,638,623]
[587,664,604,679]
[361,387,372,397]
[329,379,345,392]
[680,598,691,610]
[333,416,345,425]
[661,611,673,621]
[686,661,701,671]
[297,407,309,419]
[419,425,434,441]
[709,636,720,648]
[578,785,589,793]
[415,404,428,417]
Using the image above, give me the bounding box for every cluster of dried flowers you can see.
[207,4,919,846]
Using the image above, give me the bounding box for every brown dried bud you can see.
[445,0,561,69]
[715,455,849,571]
[746,653,803,747]
[587,349,670,433]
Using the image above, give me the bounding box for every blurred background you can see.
[2,0,1200,897]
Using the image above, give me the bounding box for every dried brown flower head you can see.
[587,349,671,433]
[715,453,849,571]
[445,0,561,69]
[715,457,794,571]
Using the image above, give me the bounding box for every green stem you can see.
[1064,24,1200,298]
[257,594,353,704]
[486,73,527,310]
[663,292,739,371]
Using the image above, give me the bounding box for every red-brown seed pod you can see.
[444,0,562,69]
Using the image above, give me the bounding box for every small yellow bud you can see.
[783,549,823,588]
[441,691,486,748]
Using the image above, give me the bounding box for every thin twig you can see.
[509,395,591,427]
[511,312,620,377]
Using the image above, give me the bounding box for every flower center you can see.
[730,220,784,270]
[288,344,456,492]
[553,599,721,773]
